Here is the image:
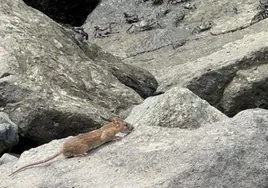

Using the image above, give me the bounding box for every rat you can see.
[9,117,133,176]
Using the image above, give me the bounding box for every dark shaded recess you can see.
[23,0,100,26]
[10,136,38,155]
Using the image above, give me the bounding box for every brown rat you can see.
[9,117,133,176]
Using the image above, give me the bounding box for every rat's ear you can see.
[111,117,120,122]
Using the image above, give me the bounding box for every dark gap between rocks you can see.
[10,135,38,155]
[23,0,100,26]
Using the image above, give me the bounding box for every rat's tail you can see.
[9,150,62,176]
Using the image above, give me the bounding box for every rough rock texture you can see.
[80,43,158,98]
[219,63,268,116]
[83,0,268,116]
[0,112,19,155]
[85,0,258,64]
[125,87,228,129]
[184,31,268,116]
[1,109,268,187]
[2,0,268,187]
[85,0,191,58]
[0,0,157,145]
[0,153,18,165]
[0,124,18,155]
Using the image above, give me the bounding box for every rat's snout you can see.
[124,122,134,133]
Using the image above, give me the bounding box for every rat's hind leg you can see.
[62,142,89,157]
[74,153,88,157]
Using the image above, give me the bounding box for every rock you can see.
[84,0,191,58]
[125,87,228,129]
[259,0,268,9]
[0,123,18,155]
[2,0,268,187]
[148,30,268,116]
[82,0,259,72]
[184,31,268,116]
[82,43,158,98]
[0,153,18,164]
[0,0,154,144]
[1,109,268,187]
[0,113,19,155]
[219,64,268,116]
[78,0,268,117]
[17,0,268,118]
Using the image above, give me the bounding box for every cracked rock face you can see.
[219,64,268,116]
[82,0,268,116]
[184,32,268,117]
[0,0,157,145]
[125,87,228,129]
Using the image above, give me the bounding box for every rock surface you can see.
[1,108,268,187]
[82,43,158,98]
[0,0,157,145]
[184,31,268,116]
[0,126,18,156]
[1,0,268,187]
[0,112,19,155]
[219,63,268,116]
[84,0,268,116]
[125,87,228,129]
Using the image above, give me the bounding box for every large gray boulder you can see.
[1,108,268,187]
[126,87,228,129]
[219,63,268,116]
[0,0,158,145]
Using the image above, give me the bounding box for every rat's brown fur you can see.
[9,117,133,176]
